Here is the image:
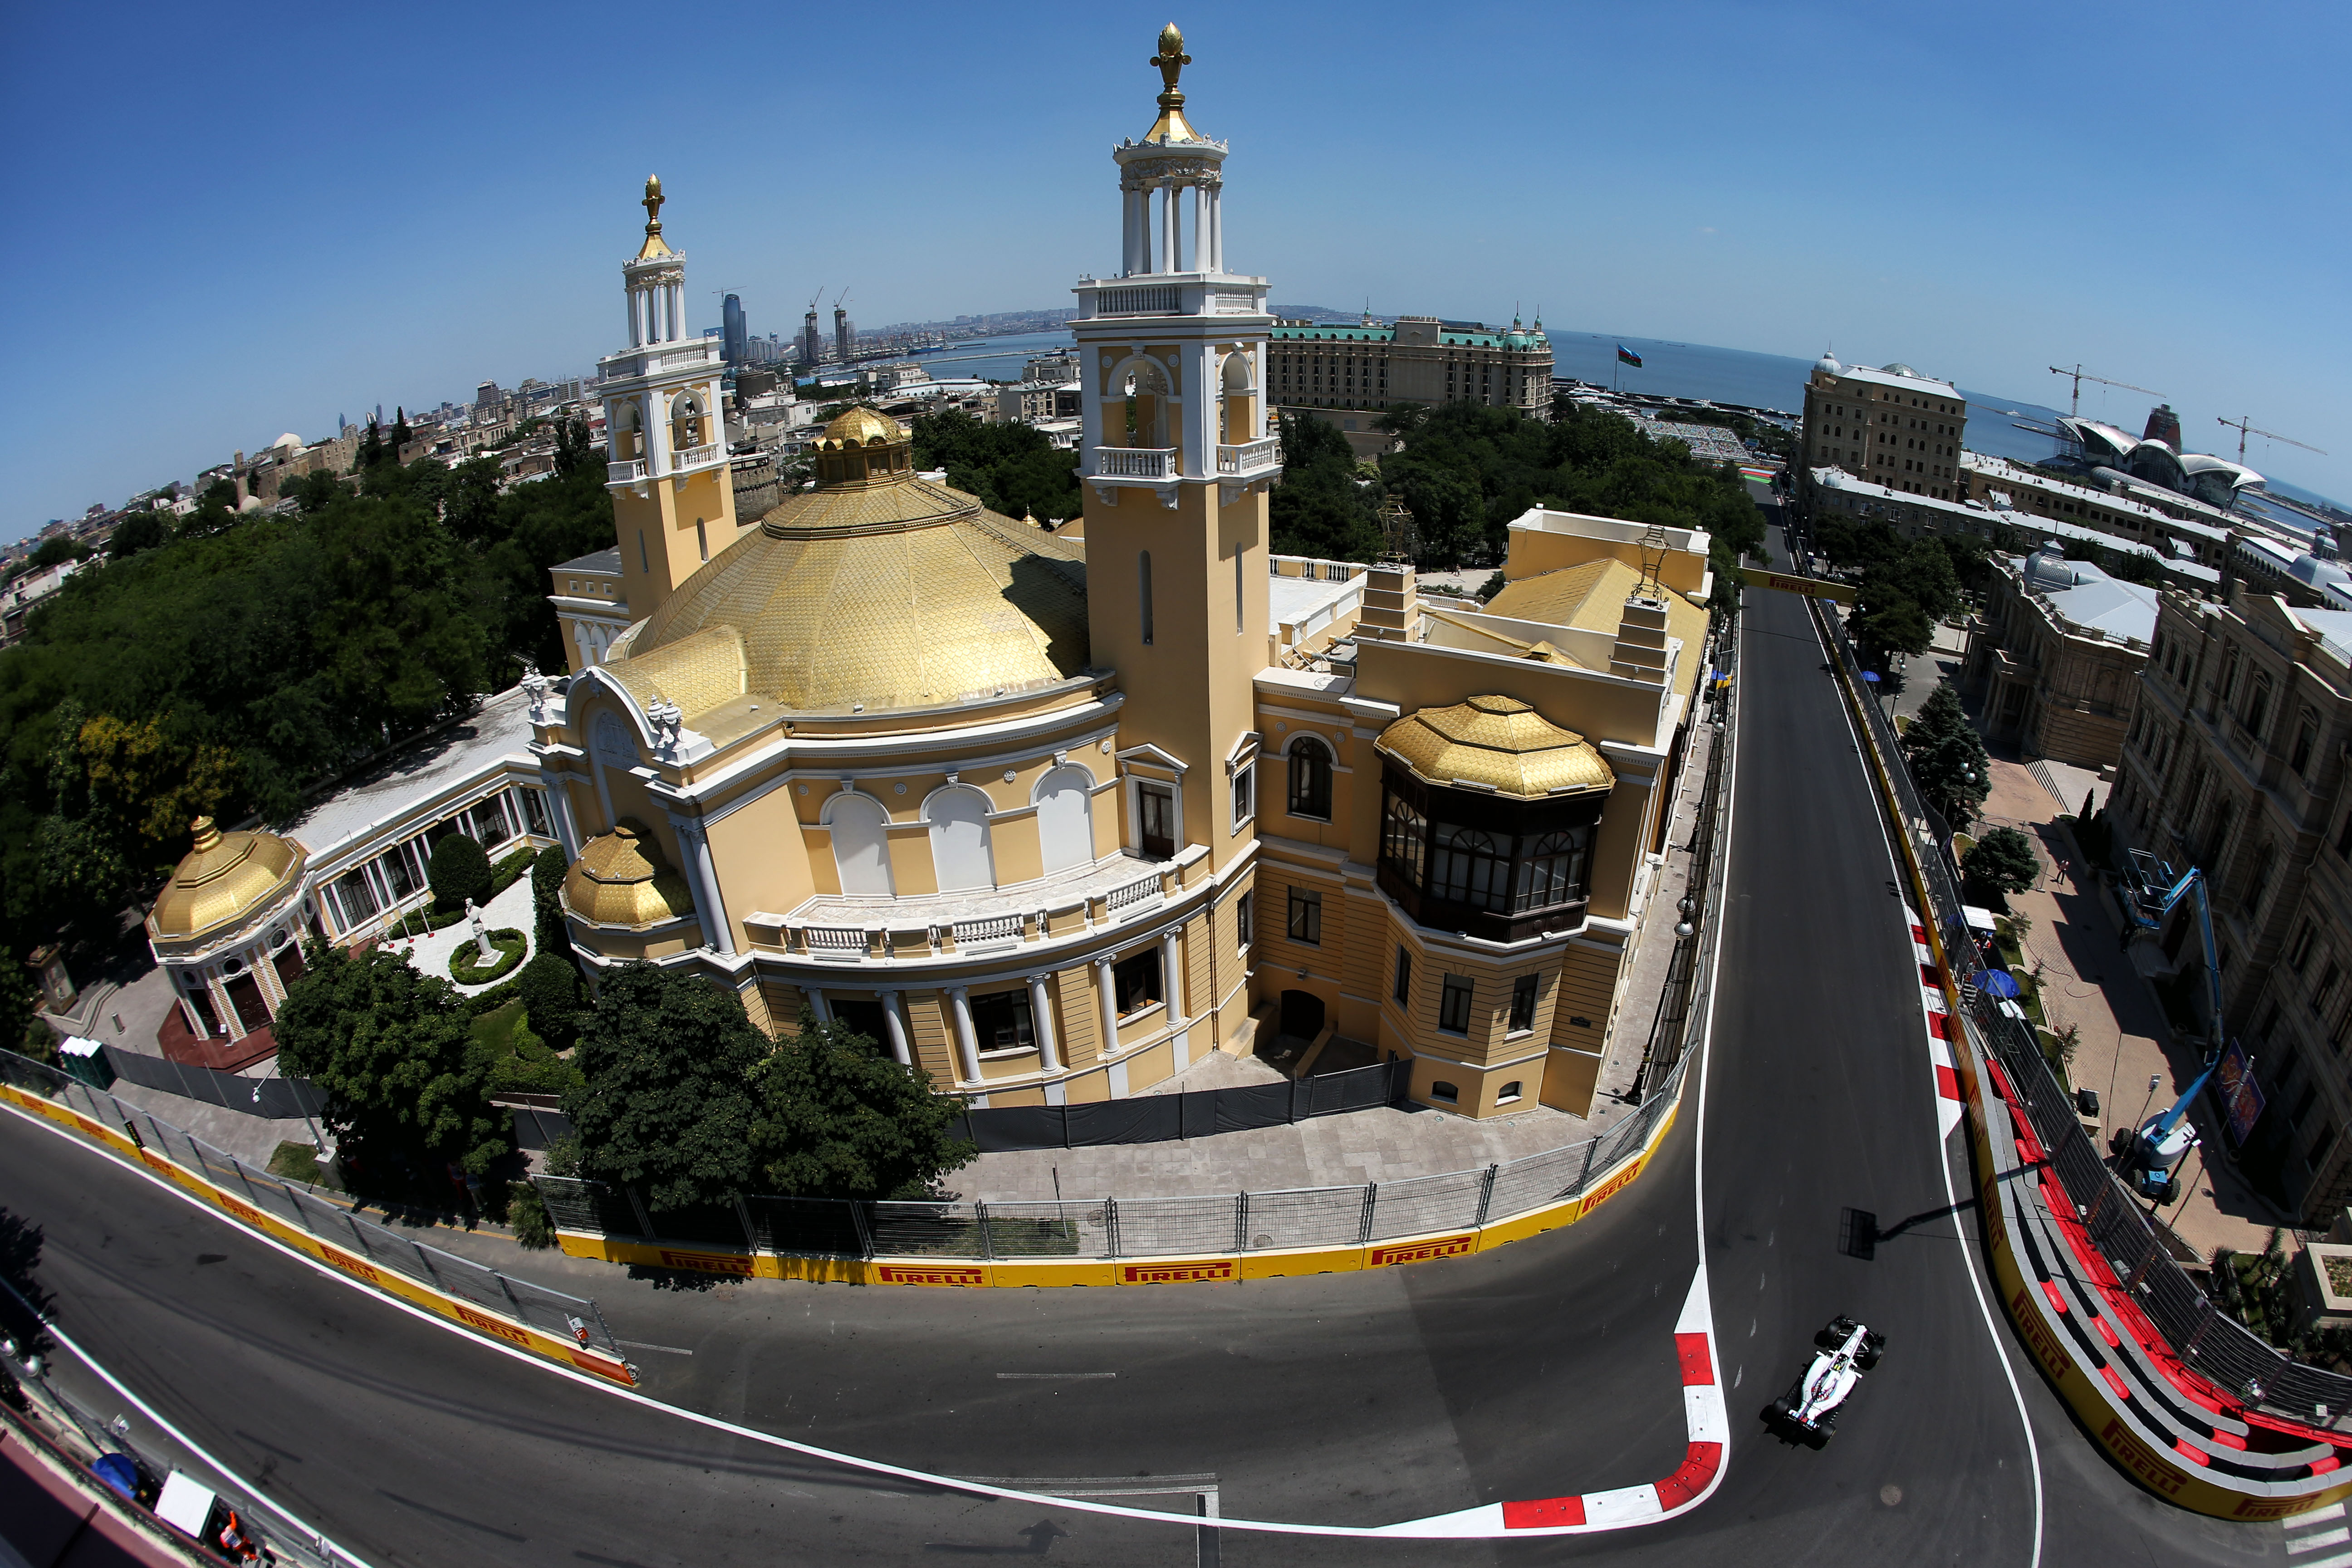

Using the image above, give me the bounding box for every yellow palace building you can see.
[536,28,1715,1117]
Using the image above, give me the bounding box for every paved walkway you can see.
[382,876,536,995]
[1972,752,2284,1258]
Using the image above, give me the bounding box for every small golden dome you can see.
[1376,696,1615,799]
[560,820,698,931]
[149,816,306,942]
[818,407,905,450]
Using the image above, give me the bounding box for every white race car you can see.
[1773,1316,1885,1438]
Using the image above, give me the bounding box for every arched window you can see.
[669,390,707,453]
[827,792,893,897]
[925,787,995,892]
[1431,824,1507,911]
[1288,738,1333,821]
[1034,764,1096,874]
[1382,794,1426,886]
[1513,828,1590,912]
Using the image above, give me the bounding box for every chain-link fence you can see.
[0,1047,624,1364]
[531,619,1736,1273]
[1814,599,2352,1424]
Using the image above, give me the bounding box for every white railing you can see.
[607,459,645,484]
[952,914,1024,950]
[1212,289,1261,315]
[676,441,722,470]
[1217,439,1279,475]
[803,926,868,960]
[1096,285,1181,316]
[1106,872,1163,918]
[1096,447,1177,479]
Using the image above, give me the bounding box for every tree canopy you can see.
[749,1011,975,1200]
[1963,826,2042,904]
[1902,680,1991,830]
[564,963,767,1212]
[0,435,613,961]
[912,409,1082,524]
[1815,517,1964,662]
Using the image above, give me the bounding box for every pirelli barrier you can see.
[0,1054,637,1389]
[1818,598,2352,1520]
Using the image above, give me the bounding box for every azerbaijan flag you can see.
[1616,344,1643,368]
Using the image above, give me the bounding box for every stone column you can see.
[1159,927,1186,1024]
[805,986,833,1025]
[947,986,981,1084]
[1187,184,1204,272]
[1026,973,1061,1074]
[877,989,914,1067]
[1159,185,1176,274]
[1208,186,1223,272]
[671,818,734,956]
[1093,956,1121,1057]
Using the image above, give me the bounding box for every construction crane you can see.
[2049,364,2162,419]
[2216,414,2327,461]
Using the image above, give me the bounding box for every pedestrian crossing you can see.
[2286,1500,2352,1563]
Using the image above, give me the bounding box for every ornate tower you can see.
[1074,25,1282,876]
[601,176,736,633]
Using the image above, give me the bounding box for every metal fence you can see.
[1816,599,2352,1422]
[0,1046,624,1364]
[98,1044,327,1121]
[534,622,1739,1269]
[946,1058,1408,1152]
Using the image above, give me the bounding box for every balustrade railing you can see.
[675,441,722,470]
[1105,872,1163,917]
[607,459,646,484]
[1094,285,1181,316]
[1217,439,1279,475]
[953,914,1024,950]
[1096,446,1176,480]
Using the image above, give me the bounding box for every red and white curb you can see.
[1381,1266,1726,1537]
[1910,913,1967,1141]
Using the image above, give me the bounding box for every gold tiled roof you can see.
[561,821,697,930]
[817,407,903,449]
[1377,696,1616,799]
[1482,560,1709,696]
[149,817,305,941]
[606,466,1089,721]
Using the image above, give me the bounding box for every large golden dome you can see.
[1376,696,1615,799]
[602,428,1089,723]
[149,817,306,942]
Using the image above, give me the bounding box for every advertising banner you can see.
[2216,1040,2266,1148]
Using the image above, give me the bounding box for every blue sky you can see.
[4,1,2346,539]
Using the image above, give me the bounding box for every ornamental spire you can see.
[1144,24,1199,143]
[637,174,674,260]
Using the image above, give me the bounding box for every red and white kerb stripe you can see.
[1911,913,1967,1141]
[1385,1267,1727,1537]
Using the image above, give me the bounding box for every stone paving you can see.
[383,875,536,995]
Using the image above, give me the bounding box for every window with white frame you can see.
[1231,761,1254,832]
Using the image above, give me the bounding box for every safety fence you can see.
[946,1058,1408,1152]
[96,1043,328,1121]
[0,1045,630,1377]
[539,621,1740,1278]
[1818,600,2352,1423]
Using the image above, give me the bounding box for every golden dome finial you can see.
[190,815,220,853]
[1144,24,1200,142]
[636,175,675,260]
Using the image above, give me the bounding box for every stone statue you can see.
[467,897,495,963]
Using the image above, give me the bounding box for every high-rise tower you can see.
[600,176,736,630]
[1074,25,1283,876]
[721,292,747,365]
[833,301,853,365]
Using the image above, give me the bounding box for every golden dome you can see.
[561,821,697,931]
[635,174,673,260]
[817,407,904,450]
[1376,696,1616,799]
[149,817,306,942]
[1144,23,1200,144]
[603,454,1088,722]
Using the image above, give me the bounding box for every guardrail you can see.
[1814,599,2352,1423]
[0,1047,634,1385]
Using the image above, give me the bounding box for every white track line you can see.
[1815,610,2045,1568]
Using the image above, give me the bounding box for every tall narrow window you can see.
[696,517,709,562]
[1230,763,1254,831]
[1508,974,1540,1034]
[1438,974,1474,1034]
[1287,888,1322,945]
[1288,739,1333,821]
[1393,946,1412,1006]
[1137,782,1175,859]
[1139,551,1154,646]
[1235,891,1253,950]
[1235,552,1244,635]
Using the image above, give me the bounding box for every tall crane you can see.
[2049,364,2162,419]
[2216,415,2327,462]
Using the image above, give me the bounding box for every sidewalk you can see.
[1971,753,2284,1259]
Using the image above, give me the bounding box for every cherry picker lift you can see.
[2113,848,2227,1203]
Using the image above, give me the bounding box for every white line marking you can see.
[2290,1527,2352,1553]
[615,1338,694,1356]
[997,1372,1117,1380]
[1817,612,2044,1568]
[2295,1504,2350,1527]
[2285,1553,2352,1568]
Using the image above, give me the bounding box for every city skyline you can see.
[2,0,2345,539]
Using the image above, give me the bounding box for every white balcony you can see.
[1095,446,1177,480]
[675,441,722,471]
[1217,438,1280,476]
[607,458,646,485]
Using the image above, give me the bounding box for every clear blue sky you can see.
[4,1,2346,539]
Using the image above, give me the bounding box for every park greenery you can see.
[1902,681,1992,830]
[1811,514,1976,664]
[0,422,613,975]
[1963,826,2043,908]
[911,408,1083,525]
[1267,400,1765,608]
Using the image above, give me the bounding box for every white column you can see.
[1122,189,1140,275]
[627,289,642,348]
[1093,956,1121,1057]
[1159,927,1186,1024]
[1208,186,1223,272]
[1159,186,1176,274]
[1026,973,1061,1073]
[673,283,686,342]
[805,986,833,1024]
[546,777,581,859]
[947,986,981,1083]
[878,989,914,1067]
[673,819,733,956]
[1186,185,1204,272]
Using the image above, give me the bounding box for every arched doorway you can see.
[1279,989,1325,1040]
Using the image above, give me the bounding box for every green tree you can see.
[514,952,584,1050]
[1268,414,1382,561]
[748,1010,976,1200]
[564,963,765,1211]
[107,511,167,560]
[1963,827,2042,903]
[2111,549,2166,587]
[272,938,506,1176]
[531,843,570,953]
[428,833,491,912]
[911,409,1082,524]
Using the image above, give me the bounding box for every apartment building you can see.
[1797,354,1967,505]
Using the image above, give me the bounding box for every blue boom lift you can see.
[2114,849,2227,1203]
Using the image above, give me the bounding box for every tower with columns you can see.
[1074,24,1283,879]
[601,176,736,634]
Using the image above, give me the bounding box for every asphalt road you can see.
[0,559,2297,1565]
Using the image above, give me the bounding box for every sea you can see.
[907,325,2342,518]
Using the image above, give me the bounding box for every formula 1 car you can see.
[1770,1317,1885,1439]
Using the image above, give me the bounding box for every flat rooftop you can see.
[281,684,538,862]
